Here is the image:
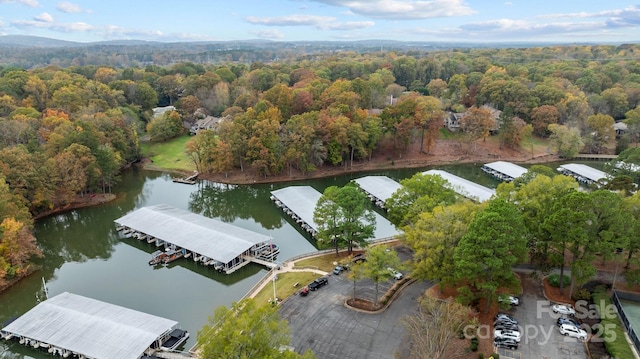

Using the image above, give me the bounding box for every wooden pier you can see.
[172,171,199,185]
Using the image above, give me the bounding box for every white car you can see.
[494,329,522,343]
[499,295,520,306]
[387,267,403,280]
[559,323,588,341]
[552,304,576,316]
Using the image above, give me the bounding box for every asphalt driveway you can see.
[279,275,434,359]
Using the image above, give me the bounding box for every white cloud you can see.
[246,14,336,26]
[34,12,53,23]
[458,18,609,40]
[12,19,92,32]
[246,14,373,31]
[311,0,476,20]
[0,0,39,7]
[56,1,91,14]
[251,29,284,39]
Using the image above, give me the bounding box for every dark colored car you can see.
[494,313,518,325]
[494,322,519,332]
[557,317,581,328]
[493,337,518,350]
[352,253,366,263]
[308,277,329,291]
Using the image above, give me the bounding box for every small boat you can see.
[146,236,156,244]
[149,250,167,266]
[161,329,189,351]
[162,249,185,264]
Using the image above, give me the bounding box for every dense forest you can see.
[1,43,640,289]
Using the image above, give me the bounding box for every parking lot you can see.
[279,246,434,359]
[493,272,588,359]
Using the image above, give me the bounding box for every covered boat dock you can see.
[423,170,495,202]
[481,161,528,182]
[271,186,320,236]
[352,176,402,208]
[114,204,278,274]
[0,292,185,359]
[557,163,611,186]
[270,186,400,240]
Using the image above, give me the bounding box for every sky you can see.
[0,0,639,44]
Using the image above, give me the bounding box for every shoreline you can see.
[141,150,561,186]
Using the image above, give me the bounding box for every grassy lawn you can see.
[592,291,636,359]
[252,272,320,306]
[294,251,361,272]
[140,134,195,172]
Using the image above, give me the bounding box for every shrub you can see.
[547,274,570,288]
[573,289,592,302]
[478,353,484,359]
[470,337,479,352]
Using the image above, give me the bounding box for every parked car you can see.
[494,322,519,332]
[387,267,403,280]
[493,337,519,350]
[352,253,366,263]
[494,313,518,325]
[494,329,522,342]
[557,317,581,328]
[552,304,576,316]
[559,323,588,341]
[308,277,329,291]
[498,294,520,306]
[333,265,347,275]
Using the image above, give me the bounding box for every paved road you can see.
[279,275,434,359]
[277,245,432,359]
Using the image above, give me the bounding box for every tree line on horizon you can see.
[1,43,640,289]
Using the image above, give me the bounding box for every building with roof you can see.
[189,115,231,135]
[557,163,611,186]
[114,204,277,273]
[271,186,320,236]
[352,176,402,208]
[423,170,495,202]
[0,292,184,359]
[481,161,528,182]
[270,186,400,240]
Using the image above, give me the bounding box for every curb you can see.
[343,277,417,314]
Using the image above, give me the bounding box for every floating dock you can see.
[352,176,402,208]
[115,204,278,273]
[481,161,528,182]
[423,170,495,202]
[557,163,611,186]
[0,292,188,359]
[172,171,199,185]
[271,186,400,240]
[271,186,320,236]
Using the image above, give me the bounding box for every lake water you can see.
[0,160,601,358]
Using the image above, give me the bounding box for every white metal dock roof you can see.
[423,170,495,202]
[482,161,528,180]
[1,292,176,359]
[114,204,271,263]
[558,163,610,182]
[271,186,320,232]
[353,176,402,203]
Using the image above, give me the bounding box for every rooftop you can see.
[557,163,610,182]
[352,176,402,203]
[482,161,528,180]
[423,170,495,202]
[1,292,177,359]
[114,204,271,264]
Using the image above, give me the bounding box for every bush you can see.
[478,353,484,359]
[470,337,479,352]
[573,289,592,302]
[547,274,570,288]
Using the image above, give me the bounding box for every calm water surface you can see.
[0,160,600,358]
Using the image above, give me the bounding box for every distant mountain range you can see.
[0,34,608,49]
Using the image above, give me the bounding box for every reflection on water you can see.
[0,160,601,358]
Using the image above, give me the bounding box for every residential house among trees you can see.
[189,115,231,135]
